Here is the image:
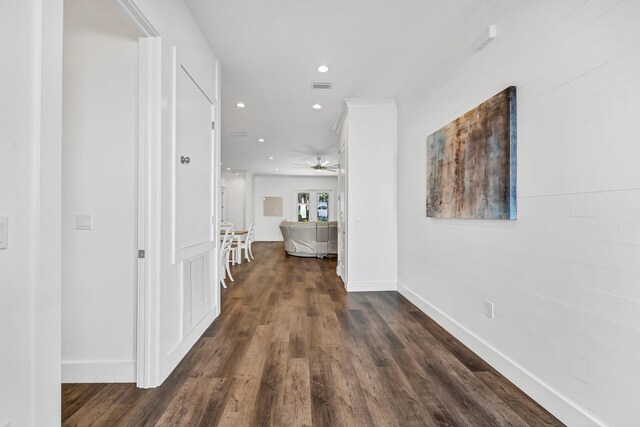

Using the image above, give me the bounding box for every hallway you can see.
[62,242,561,426]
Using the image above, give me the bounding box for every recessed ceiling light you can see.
[236,102,246,108]
[312,104,323,110]
[275,168,280,171]
[258,138,265,143]
[317,65,329,73]
[268,156,274,160]
[234,173,239,176]
[226,167,231,171]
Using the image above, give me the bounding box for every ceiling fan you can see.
[294,157,338,173]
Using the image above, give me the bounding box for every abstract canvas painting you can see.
[426,86,517,219]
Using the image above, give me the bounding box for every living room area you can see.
[220,172,339,254]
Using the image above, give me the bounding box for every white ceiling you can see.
[186,0,497,176]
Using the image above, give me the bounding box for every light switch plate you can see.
[76,214,93,230]
[0,216,8,249]
[484,301,495,319]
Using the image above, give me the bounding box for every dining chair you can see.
[246,222,256,260]
[236,222,255,263]
[219,227,235,288]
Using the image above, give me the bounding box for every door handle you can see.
[180,156,191,164]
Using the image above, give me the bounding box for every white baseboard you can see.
[62,360,136,383]
[397,282,602,427]
[347,280,397,292]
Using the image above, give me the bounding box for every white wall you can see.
[341,100,398,292]
[62,0,139,383]
[254,175,338,241]
[245,172,255,229]
[396,1,640,425]
[221,173,246,229]
[0,2,41,422]
[0,0,63,425]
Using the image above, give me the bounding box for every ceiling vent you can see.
[231,131,248,137]
[311,81,332,90]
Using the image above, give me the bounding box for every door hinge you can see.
[212,121,215,130]
[138,249,146,259]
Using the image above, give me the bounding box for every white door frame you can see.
[115,0,162,388]
[337,142,348,284]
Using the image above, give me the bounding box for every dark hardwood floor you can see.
[62,242,563,426]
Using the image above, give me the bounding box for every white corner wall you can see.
[254,175,338,241]
[0,0,63,425]
[342,100,398,292]
[61,0,139,383]
[397,1,640,425]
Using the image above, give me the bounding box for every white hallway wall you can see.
[397,0,640,425]
[62,0,139,382]
[254,175,338,241]
[0,0,62,424]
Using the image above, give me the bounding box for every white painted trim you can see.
[337,141,348,285]
[397,282,604,427]
[343,98,398,110]
[212,59,222,317]
[347,280,397,292]
[170,46,178,264]
[114,0,159,37]
[35,0,63,423]
[333,101,348,133]
[62,360,136,383]
[136,36,162,389]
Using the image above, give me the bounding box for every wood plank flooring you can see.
[62,242,563,426]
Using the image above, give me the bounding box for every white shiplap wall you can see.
[396,0,640,425]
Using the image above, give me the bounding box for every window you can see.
[317,193,329,222]
[295,191,331,222]
[297,192,310,222]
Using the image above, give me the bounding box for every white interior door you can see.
[176,65,214,251]
[173,59,216,345]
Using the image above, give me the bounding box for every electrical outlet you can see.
[484,301,495,319]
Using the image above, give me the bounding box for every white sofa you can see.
[279,220,338,257]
